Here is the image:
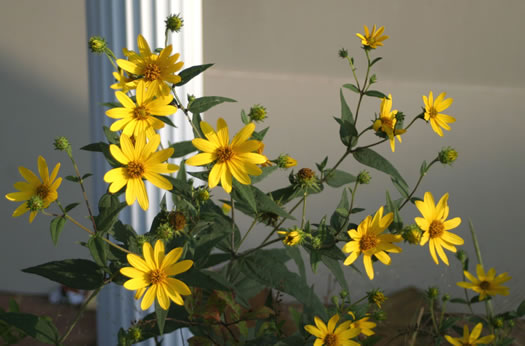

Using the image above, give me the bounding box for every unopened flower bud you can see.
[312,236,322,250]
[456,250,468,263]
[340,290,348,299]
[277,228,302,246]
[156,222,175,241]
[338,48,349,59]
[442,294,450,302]
[165,13,184,33]
[373,310,386,321]
[127,325,142,342]
[276,154,297,169]
[248,104,267,122]
[402,224,422,244]
[331,296,339,306]
[508,320,515,328]
[196,188,210,203]
[88,36,107,54]
[222,203,232,215]
[367,289,387,308]
[426,287,439,299]
[27,195,45,212]
[53,136,71,152]
[493,317,504,329]
[357,170,371,184]
[439,147,458,165]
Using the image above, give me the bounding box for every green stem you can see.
[164,28,169,48]
[429,297,440,336]
[230,194,236,254]
[301,192,307,229]
[469,220,495,329]
[237,214,257,250]
[104,49,119,71]
[346,56,361,90]
[173,90,202,138]
[59,285,103,344]
[399,158,438,210]
[336,181,359,237]
[65,149,98,234]
[353,50,372,125]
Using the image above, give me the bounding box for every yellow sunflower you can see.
[457,264,511,301]
[277,228,302,246]
[444,323,495,346]
[117,34,184,96]
[342,206,403,280]
[304,314,360,346]
[423,91,456,137]
[110,69,136,93]
[120,240,193,310]
[106,80,177,137]
[185,118,267,193]
[415,192,463,265]
[104,133,178,210]
[350,317,376,337]
[356,25,389,49]
[5,156,62,223]
[373,94,406,152]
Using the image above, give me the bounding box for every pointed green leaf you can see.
[370,57,383,66]
[324,169,356,188]
[22,259,104,290]
[169,140,197,158]
[353,148,408,187]
[0,313,59,344]
[94,193,127,234]
[321,255,349,292]
[391,177,409,198]
[286,246,306,281]
[154,115,175,128]
[343,83,360,94]
[175,63,214,86]
[50,216,66,246]
[64,202,80,212]
[155,300,168,335]
[188,96,236,114]
[364,90,388,99]
[241,109,250,124]
[250,165,278,184]
[231,180,257,213]
[340,89,354,124]
[103,126,120,144]
[88,235,108,268]
[191,113,204,138]
[517,300,525,316]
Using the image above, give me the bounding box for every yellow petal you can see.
[144,172,172,191]
[19,166,40,185]
[192,138,218,153]
[127,253,150,272]
[115,91,136,109]
[227,161,251,185]
[156,284,170,310]
[208,163,224,189]
[140,285,156,310]
[123,277,149,290]
[186,153,215,166]
[374,251,391,265]
[125,177,137,206]
[327,314,339,333]
[162,248,183,267]
[363,255,375,280]
[120,267,147,278]
[216,118,230,147]
[37,156,49,184]
[154,240,165,268]
[434,240,449,265]
[12,203,29,217]
[231,122,255,147]
[164,260,193,276]
[135,80,146,105]
[429,239,439,265]
[221,167,233,193]
[167,277,191,295]
[5,191,33,202]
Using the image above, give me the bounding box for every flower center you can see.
[36,184,50,199]
[133,106,149,120]
[428,220,444,238]
[479,280,491,290]
[216,147,233,163]
[144,63,161,82]
[127,161,145,178]
[360,234,378,251]
[324,333,336,346]
[149,269,167,285]
[428,107,438,119]
[381,117,394,129]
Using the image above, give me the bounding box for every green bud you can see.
[338,48,349,58]
[27,195,45,212]
[88,36,107,54]
[402,224,422,244]
[312,237,322,250]
[369,74,377,84]
[456,249,468,263]
[127,325,142,342]
[53,136,71,152]
[367,289,387,308]
[439,147,458,165]
[442,294,450,302]
[196,188,210,203]
[295,168,319,189]
[426,287,439,299]
[156,222,175,241]
[276,154,297,169]
[248,104,267,122]
[136,235,147,247]
[373,310,386,321]
[357,170,371,184]
[339,290,348,299]
[165,13,184,33]
[508,320,515,328]
[493,317,504,329]
[331,296,339,306]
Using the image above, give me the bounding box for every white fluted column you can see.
[85,1,202,344]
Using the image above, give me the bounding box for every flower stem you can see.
[237,218,258,251]
[104,49,119,71]
[59,285,103,344]
[336,181,359,237]
[300,192,307,229]
[399,158,438,210]
[173,90,202,138]
[429,297,440,337]
[230,194,236,253]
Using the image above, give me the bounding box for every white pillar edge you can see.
[85,1,202,345]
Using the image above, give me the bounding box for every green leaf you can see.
[334,117,357,147]
[450,298,469,305]
[440,316,461,332]
[191,112,204,138]
[231,180,257,213]
[8,299,19,313]
[82,173,93,180]
[64,202,80,212]
[103,126,120,144]
[169,140,198,158]
[0,313,59,344]
[340,89,354,124]
[154,115,175,128]
[286,246,306,281]
[324,169,356,188]
[250,165,278,184]
[420,160,428,176]
[353,148,408,188]
[385,191,402,232]
[177,268,230,291]
[316,156,329,172]
[343,83,360,94]
[175,63,213,86]
[101,101,121,108]
[251,126,269,141]
[94,193,127,234]
[240,109,250,124]
[22,259,104,290]
[321,255,348,292]
[365,90,388,98]
[517,299,525,316]
[188,96,236,113]
[80,142,120,167]
[252,186,295,220]
[50,216,66,246]
[154,300,168,335]
[370,57,383,66]
[391,177,409,198]
[65,175,81,183]
[87,235,108,268]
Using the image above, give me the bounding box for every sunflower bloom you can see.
[457,264,511,301]
[186,118,267,193]
[342,206,403,280]
[104,133,179,210]
[415,192,463,265]
[373,94,406,152]
[350,317,376,336]
[5,156,62,223]
[444,323,495,346]
[110,69,136,93]
[106,80,177,137]
[356,25,389,49]
[121,240,193,310]
[304,314,360,346]
[423,91,455,136]
[277,228,302,246]
[117,34,184,96]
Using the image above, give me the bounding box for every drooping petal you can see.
[429,239,439,265]
[434,240,450,265]
[156,283,170,310]
[363,255,375,280]
[208,163,224,189]
[140,285,157,310]
[144,172,172,191]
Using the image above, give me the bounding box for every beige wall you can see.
[0,0,523,315]
[202,0,525,312]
